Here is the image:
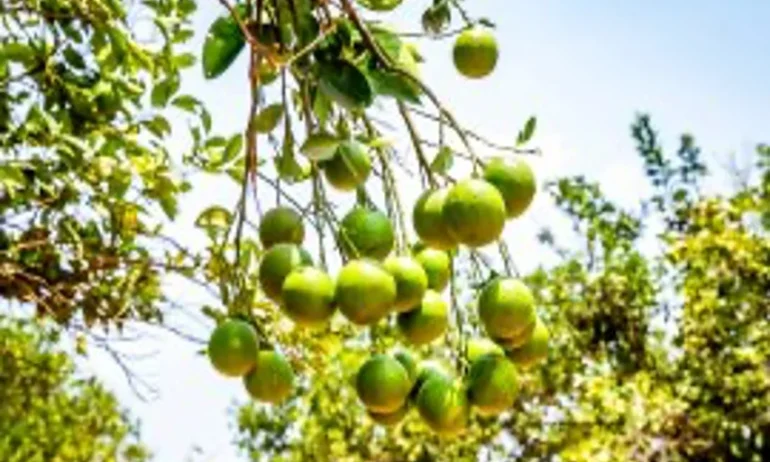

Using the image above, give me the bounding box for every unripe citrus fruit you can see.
[442,179,506,247]
[466,353,518,415]
[368,405,409,426]
[321,140,372,191]
[384,256,428,312]
[508,317,549,368]
[393,350,418,385]
[412,188,457,250]
[336,259,397,325]
[453,27,498,79]
[208,319,259,377]
[397,290,448,346]
[478,278,536,340]
[493,318,536,350]
[416,376,469,435]
[356,354,412,413]
[243,350,295,404]
[259,207,305,248]
[281,267,336,327]
[339,208,395,260]
[467,338,505,362]
[258,244,313,303]
[415,248,451,292]
[483,157,536,218]
[410,360,449,403]
[357,0,403,12]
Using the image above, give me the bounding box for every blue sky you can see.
[78,1,770,460]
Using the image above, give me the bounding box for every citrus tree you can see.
[234,115,770,461]
[0,315,149,462]
[3,0,544,445]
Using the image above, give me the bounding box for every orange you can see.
[467,338,505,362]
[368,405,409,426]
[415,248,451,292]
[508,317,549,368]
[280,267,336,327]
[416,376,469,435]
[442,179,506,247]
[339,207,394,260]
[258,244,313,303]
[207,319,259,377]
[335,259,397,325]
[356,354,412,413]
[243,350,294,403]
[321,140,372,191]
[483,157,536,218]
[384,256,428,312]
[466,353,518,416]
[259,207,305,248]
[397,290,448,346]
[478,278,536,340]
[453,27,498,79]
[412,188,457,250]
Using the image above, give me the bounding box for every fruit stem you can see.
[338,0,481,168]
[363,115,409,254]
[449,253,468,374]
[397,101,438,188]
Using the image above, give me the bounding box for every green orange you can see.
[243,350,295,404]
[453,27,499,79]
[258,244,313,303]
[339,207,395,260]
[356,354,412,413]
[442,179,506,247]
[321,140,372,191]
[483,157,536,218]
[478,278,536,340]
[368,405,409,426]
[508,317,549,368]
[397,290,448,346]
[415,248,451,292]
[467,338,505,362]
[412,188,457,250]
[259,207,305,248]
[416,376,469,435]
[466,353,518,416]
[280,267,336,327]
[207,319,259,377]
[384,256,428,312]
[335,259,397,325]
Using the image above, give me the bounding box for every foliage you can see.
[0,316,149,462]
[0,0,205,329]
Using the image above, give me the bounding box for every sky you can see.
[77,1,770,461]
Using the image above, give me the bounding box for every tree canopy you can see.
[0,316,149,462]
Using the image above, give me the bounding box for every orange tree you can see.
[2,0,544,444]
[234,114,770,461]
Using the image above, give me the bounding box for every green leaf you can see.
[300,133,341,161]
[430,146,454,174]
[367,69,421,104]
[202,7,247,79]
[172,95,200,113]
[173,52,196,69]
[223,134,244,163]
[516,116,537,146]
[318,61,374,110]
[195,206,233,231]
[151,74,180,108]
[143,116,171,138]
[370,25,402,62]
[277,131,310,182]
[253,104,285,133]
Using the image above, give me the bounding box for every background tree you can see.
[0,315,149,462]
